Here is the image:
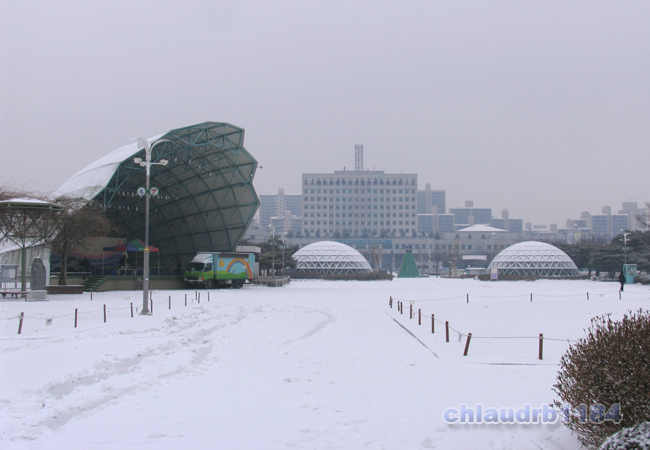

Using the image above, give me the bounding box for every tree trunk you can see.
[58,252,68,286]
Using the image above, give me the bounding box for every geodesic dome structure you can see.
[293,241,372,274]
[487,241,580,277]
[53,122,259,267]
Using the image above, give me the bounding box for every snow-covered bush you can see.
[553,310,650,449]
[599,422,650,450]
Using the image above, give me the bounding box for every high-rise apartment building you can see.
[449,201,492,227]
[490,210,524,233]
[588,208,630,237]
[258,189,302,227]
[417,184,446,215]
[619,202,648,231]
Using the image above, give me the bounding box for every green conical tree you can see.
[398,248,420,278]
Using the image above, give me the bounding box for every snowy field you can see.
[1,278,648,450]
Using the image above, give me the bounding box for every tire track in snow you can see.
[286,309,336,343]
[0,304,252,443]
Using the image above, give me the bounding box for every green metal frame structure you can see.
[56,122,259,268]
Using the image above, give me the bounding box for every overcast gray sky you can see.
[1,1,649,226]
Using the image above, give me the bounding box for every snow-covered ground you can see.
[1,278,648,449]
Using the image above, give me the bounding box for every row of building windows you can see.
[305,197,416,202]
[305,212,417,218]
[305,205,417,210]
[389,243,503,250]
[303,178,416,186]
[306,229,417,234]
[304,189,417,194]
[305,221,417,226]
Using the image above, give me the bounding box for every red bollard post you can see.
[18,312,24,334]
[463,333,472,356]
[445,321,449,342]
[539,333,544,360]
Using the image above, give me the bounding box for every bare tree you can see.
[0,187,63,292]
[49,197,117,285]
[635,202,650,229]
[366,245,383,272]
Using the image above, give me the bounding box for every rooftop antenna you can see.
[355,144,363,171]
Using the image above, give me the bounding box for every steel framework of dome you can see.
[487,241,580,277]
[53,122,259,267]
[293,241,372,274]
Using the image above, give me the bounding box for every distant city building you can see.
[258,189,302,227]
[302,169,418,238]
[417,184,446,215]
[612,214,629,234]
[449,201,492,227]
[559,202,649,242]
[619,202,648,232]
[438,214,456,233]
[490,210,523,234]
[270,210,303,236]
[417,213,456,235]
[566,218,588,229]
[251,143,649,259]
[285,228,522,274]
[242,222,269,242]
[417,214,435,236]
[589,211,629,237]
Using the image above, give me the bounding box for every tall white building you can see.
[302,170,418,238]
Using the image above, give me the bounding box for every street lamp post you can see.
[134,138,169,315]
[621,230,630,265]
[427,236,431,275]
[268,224,277,277]
[281,232,287,276]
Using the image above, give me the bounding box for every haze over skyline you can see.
[1,1,649,226]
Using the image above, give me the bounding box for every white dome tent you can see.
[293,241,372,274]
[487,241,580,277]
